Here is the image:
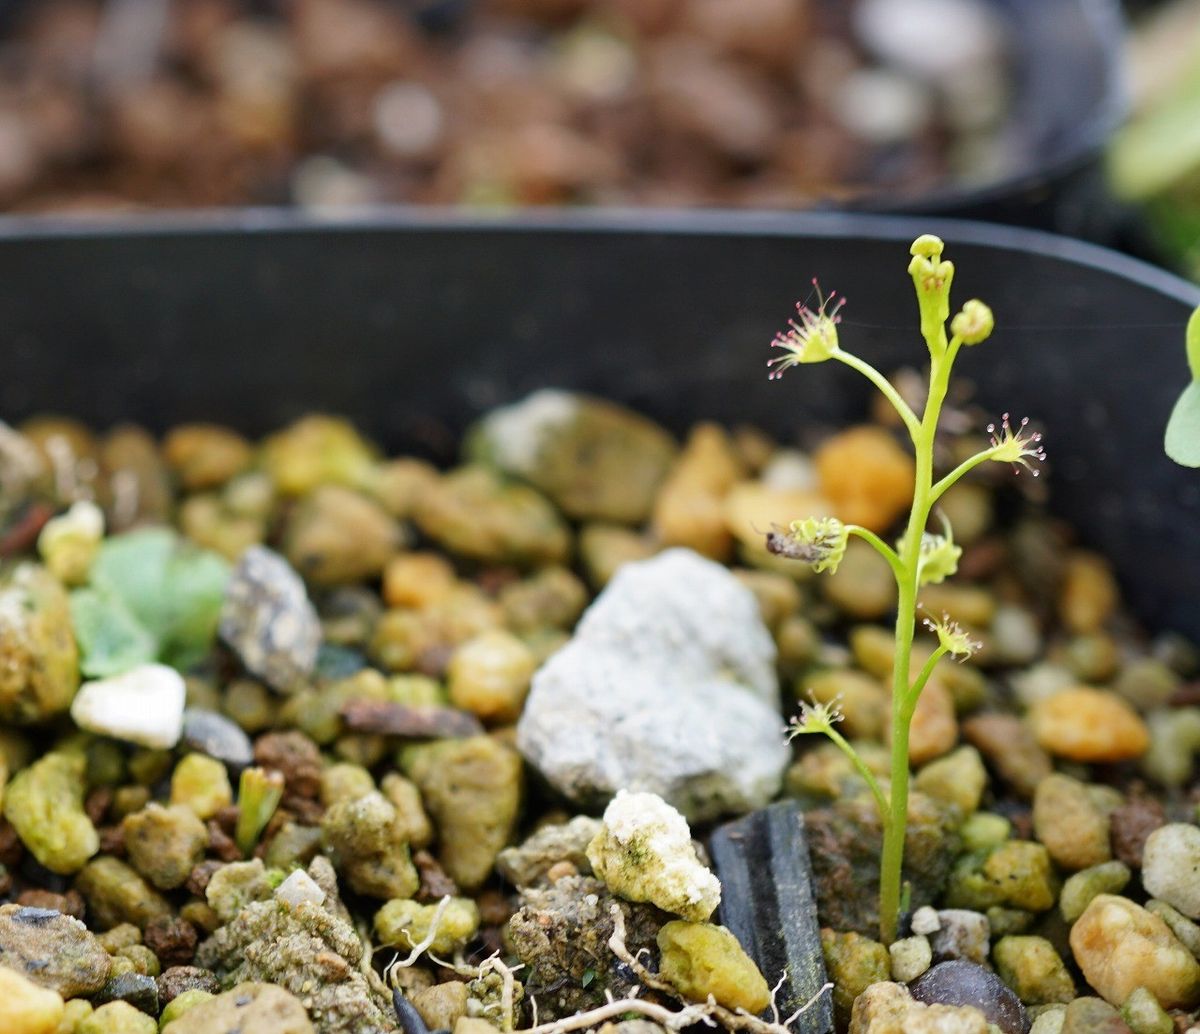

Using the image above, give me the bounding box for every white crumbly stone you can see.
[475,389,579,472]
[70,663,185,748]
[586,790,721,922]
[517,549,787,822]
[888,935,933,983]
[275,869,327,909]
[910,906,941,936]
[1029,1008,1066,1034]
[1143,824,1200,918]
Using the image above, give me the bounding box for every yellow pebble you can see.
[0,964,65,1034]
[447,630,537,724]
[815,426,915,533]
[1030,687,1149,763]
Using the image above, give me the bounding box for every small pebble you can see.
[1029,688,1149,763]
[1033,773,1111,871]
[1145,899,1200,958]
[930,910,990,965]
[889,935,932,982]
[1142,708,1200,786]
[93,971,158,1015]
[1030,1006,1066,1034]
[1110,795,1167,869]
[1070,894,1200,1009]
[1120,986,1173,1034]
[79,1000,156,1034]
[1060,861,1132,923]
[1059,552,1119,634]
[992,935,1075,1005]
[180,710,254,770]
[911,906,941,937]
[962,713,1052,798]
[1142,824,1200,919]
[849,980,988,1033]
[70,664,185,749]
[274,870,326,910]
[218,546,321,693]
[909,960,1028,1034]
[0,962,65,1034]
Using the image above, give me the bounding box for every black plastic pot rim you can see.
[0,205,1193,304]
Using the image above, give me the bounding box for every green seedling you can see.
[767,234,1045,944]
[1165,305,1200,467]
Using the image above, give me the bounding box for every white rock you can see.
[586,790,721,921]
[854,0,1004,84]
[889,935,932,983]
[1143,823,1200,918]
[517,549,787,822]
[833,69,932,145]
[70,663,185,748]
[911,905,941,936]
[275,869,326,909]
[474,389,579,472]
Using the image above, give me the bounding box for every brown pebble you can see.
[185,860,223,897]
[98,825,126,856]
[0,821,24,866]
[340,699,485,739]
[962,713,1052,798]
[475,889,513,928]
[1110,794,1167,870]
[414,849,459,902]
[211,805,239,834]
[281,796,325,826]
[254,731,323,799]
[156,965,220,1004]
[208,820,242,862]
[546,860,579,883]
[144,916,198,968]
[85,787,114,825]
[16,888,85,920]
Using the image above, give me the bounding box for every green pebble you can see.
[78,1000,157,1034]
[987,906,1036,937]
[1060,861,1131,923]
[821,928,890,1030]
[221,679,274,733]
[263,822,324,871]
[169,754,232,820]
[4,750,98,874]
[320,791,418,900]
[76,857,172,930]
[121,804,208,890]
[914,746,987,818]
[984,841,1059,912]
[944,850,1007,911]
[960,813,1011,853]
[1145,899,1200,957]
[993,936,1075,1004]
[1121,986,1173,1034]
[98,924,141,953]
[657,920,771,1014]
[386,675,447,708]
[374,898,480,956]
[116,944,160,977]
[86,740,128,788]
[158,989,214,1029]
[1029,1005,1066,1034]
[127,750,172,787]
[319,763,375,807]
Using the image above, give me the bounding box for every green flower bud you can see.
[912,518,961,587]
[909,234,945,259]
[951,300,994,345]
[908,241,955,350]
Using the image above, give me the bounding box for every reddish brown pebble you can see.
[98,826,126,856]
[85,787,114,825]
[144,916,198,968]
[962,713,1053,798]
[208,821,242,862]
[1111,794,1167,869]
[414,849,459,902]
[157,966,220,1004]
[254,731,323,799]
[186,860,223,897]
[475,889,514,928]
[0,821,24,866]
[340,699,485,739]
[16,888,85,920]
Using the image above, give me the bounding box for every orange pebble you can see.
[815,426,914,533]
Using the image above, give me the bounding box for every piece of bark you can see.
[709,800,833,1033]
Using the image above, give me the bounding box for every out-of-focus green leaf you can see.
[1166,380,1200,467]
[70,586,158,678]
[86,527,230,673]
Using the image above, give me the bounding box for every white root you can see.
[384,894,455,985]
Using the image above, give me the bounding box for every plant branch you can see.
[835,351,921,440]
[929,446,999,505]
[846,525,904,581]
[820,723,890,822]
[906,645,948,709]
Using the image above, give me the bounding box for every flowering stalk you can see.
[769,235,1044,944]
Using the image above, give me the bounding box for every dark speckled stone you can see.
[909,960,1028,1034]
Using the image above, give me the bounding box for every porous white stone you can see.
[586,790,721,922]
[516,548,787,822]
[70,662,185,748]
[1143,823,1200,919]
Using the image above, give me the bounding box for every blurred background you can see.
[0,0,1191,274]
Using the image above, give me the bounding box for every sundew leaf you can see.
[70,586,158,678]
[1166,381,1200,467]
[88,527,230,672]
[1187,304,1200,381]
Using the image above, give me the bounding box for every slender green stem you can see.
[822,724,890,821]
[929,445,1001,506]
[846,525,904,581]
[907,645,949,708]
[877,334,962,945]
[835,352,921,441]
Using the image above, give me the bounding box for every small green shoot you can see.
[767,235,1044,944]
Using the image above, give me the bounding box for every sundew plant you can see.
[768,235,1045,944]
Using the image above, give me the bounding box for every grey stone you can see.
[516,549,788,822]
[931,910,991,965]
[909,961,1027,1034]
[219,546,321,693]
[181,708,254,770]
[94,971,160,1015]
[495,816,602,889]
[0,903,111,997]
